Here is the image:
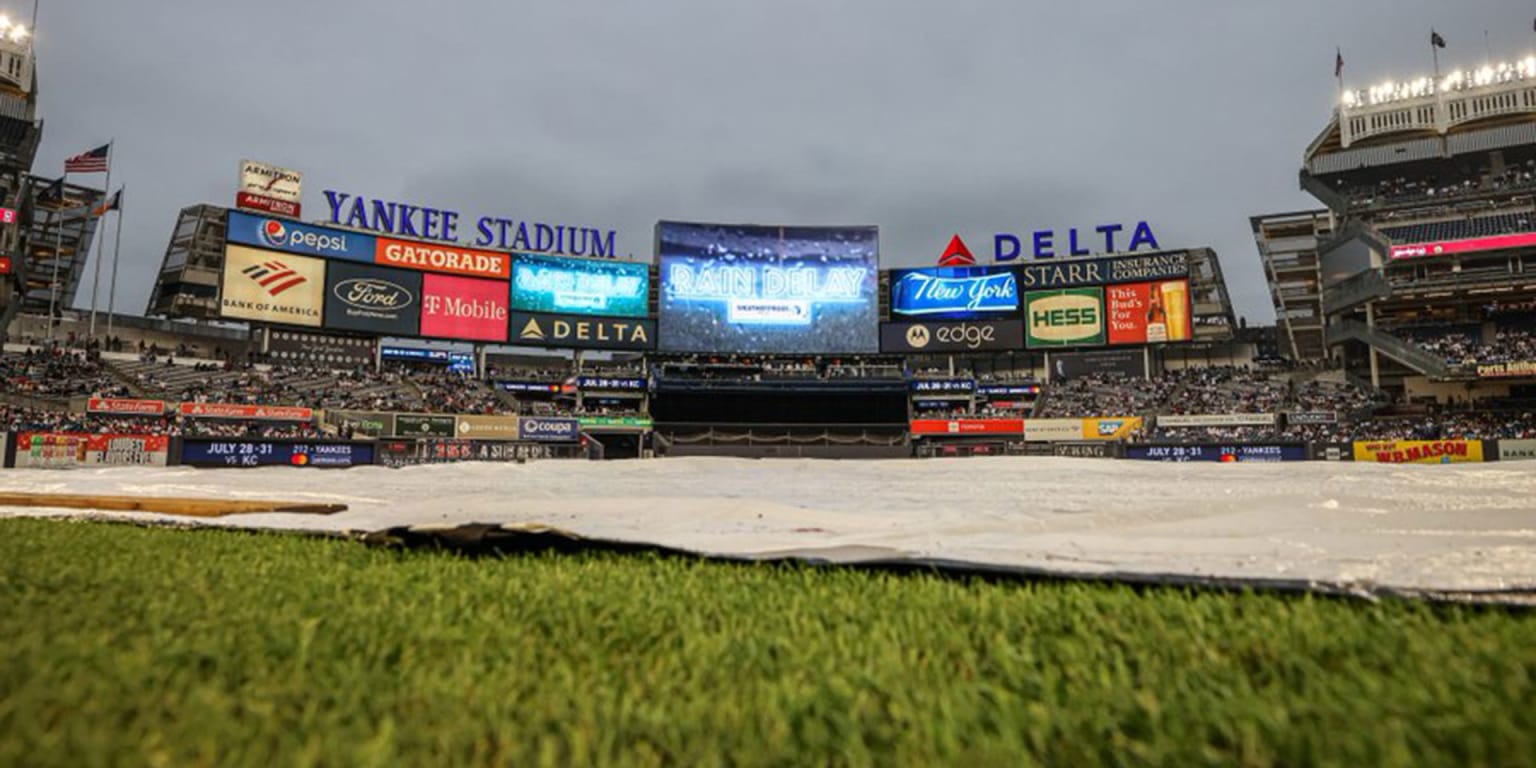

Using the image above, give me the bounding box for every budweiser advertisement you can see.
[13,433,170,468]
[1104,280,1191,345]
[909,418,1024,436]
[87,398,167,416]
[1389,231,1536,260]
[1352,439,1485,464]
[375,238,511,280]
[420,273,510,342]
[179,402,315,421]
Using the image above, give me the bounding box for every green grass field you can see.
[1,517,1532,767]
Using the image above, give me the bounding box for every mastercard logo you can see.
[290,452,310,466]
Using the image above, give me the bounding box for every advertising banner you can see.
[1287,411,1338,425]
[236,191,299,219]
[220,245,326,327]
[1125,443,1308,462]
[0,255,11,274]
[910,419,1024,436]
[656,221,878,354]
[377,439,564,467]
[265,329,376,368]
[1104,280,1192,345]
[1353,440,1485,464]
[179,402,314,421]
[375,237,510,280]
[888,265,1018,319]
[911,379,974,393]
[325,410,395,438]
[393,414,458,438]
[239,159,302,203]
[1157,413,1277,428]
[1053,441,1121,459]
[976,384,1040,396]
[579,416,654,430]
[453,414,523,441]
[510,311,655,351]
[519,416,582,442]
[1083,417,1143,440]
[1497,439,1536,461]
[1022,419,1084,442]
[1025,288,1104,348]
[86,398,166,416]
[1389,231,1536,260]
[227,211,375,262]
[577,376,647,390]
[13,433,170,468]
[419,273,510,342]
[1475,360,1536,379]
[500,381,564,393]
[179,439,374,468]
[880,319,1024,353]
[510,253,649,317]
[1048,349,1144,381]
[322,261,422,336]
[1016,251,1190,290]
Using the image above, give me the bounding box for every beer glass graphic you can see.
[1159,281,1190,341]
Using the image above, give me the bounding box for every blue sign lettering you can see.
[227,210,376,261]
[891,266,1017,318]
[511,253,649,317]
[323,190,622,259]
[993,221,1161,262]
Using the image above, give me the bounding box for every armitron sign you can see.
[237,159,302,218]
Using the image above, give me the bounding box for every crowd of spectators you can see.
[0,348,131,401]
[0,406,329,439]
[1398,324,1536,369]
[1336,160,1536,210]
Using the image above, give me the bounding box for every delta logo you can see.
[518,317,547,341]
[241,259,308,296]
[937,234,976,267]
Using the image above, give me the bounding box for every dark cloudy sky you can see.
[28,0,1536,324]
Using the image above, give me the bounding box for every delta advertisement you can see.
[220,246,327,327]
[12,433,170,468]
[322,261,422,336]
[1353,439,1485,464]
[888,265,1018,319]
[510,253,649,318]
[656,221,879,354]
[1025,288,1104,348]
[179,439,374,468]
[510,311,655,351]
[419,273,509,342]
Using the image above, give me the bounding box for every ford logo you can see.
[334,278,413,311]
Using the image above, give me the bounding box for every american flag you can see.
[64,144,110,174]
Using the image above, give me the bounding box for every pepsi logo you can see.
[260,219,288,248]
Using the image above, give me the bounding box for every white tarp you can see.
[1,457,1533,597]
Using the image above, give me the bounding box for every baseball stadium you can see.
[2,5,1535,766]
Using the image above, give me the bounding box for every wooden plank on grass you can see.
[0,492,346,517]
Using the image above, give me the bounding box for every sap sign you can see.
[889,266,1018,319]
[227,211,376,262]
[511,253,649,318]
[994,221,1159,261]
[519,416,580,442]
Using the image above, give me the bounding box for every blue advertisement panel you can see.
[381,346,451,363]
[1125,444,1308,463]
[578,376,646,390]
[518,416,581,442]
[227,210,377,262]
[510,253,649,318]
[889,265,1018,319]
[179,439,376,468]
[656,221,879,354]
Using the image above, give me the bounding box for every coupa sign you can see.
[519,416,580,442]
[322,191,625,259]
[994,221,1159,261]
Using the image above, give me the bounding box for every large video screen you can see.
[656,221,878,354]
[889,265,1018,320]
[510,253,649,317]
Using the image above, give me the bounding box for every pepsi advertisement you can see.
[656,221,878,354]
[227,210,376,262]
[510,253,649,318]
[889,265,1018,320]
[179,439,375,468]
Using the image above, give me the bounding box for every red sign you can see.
[0,255,10,274]
[1105,280,1192,345]
[0,207,17,224]
[14,432,170,468]
[236,191,301,218]
[910,418,1025,436]
[420,273,510,342]
[178,402,314,421]
[87,398,167,416]
[1390,231,1536,260]
[375,238,510,280]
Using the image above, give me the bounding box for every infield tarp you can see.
[0,457,1533,600]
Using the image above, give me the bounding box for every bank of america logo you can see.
[241,260,307,296]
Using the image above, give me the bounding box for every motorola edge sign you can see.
[879,319,1025,352]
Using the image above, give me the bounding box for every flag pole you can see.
[106,185,123,342]
[1432,31,1442,81]
[45,171,65,342]
[86,139,112,340]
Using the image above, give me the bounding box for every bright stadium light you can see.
[8,25,25,43]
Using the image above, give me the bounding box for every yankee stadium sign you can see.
[323,190,626,259]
